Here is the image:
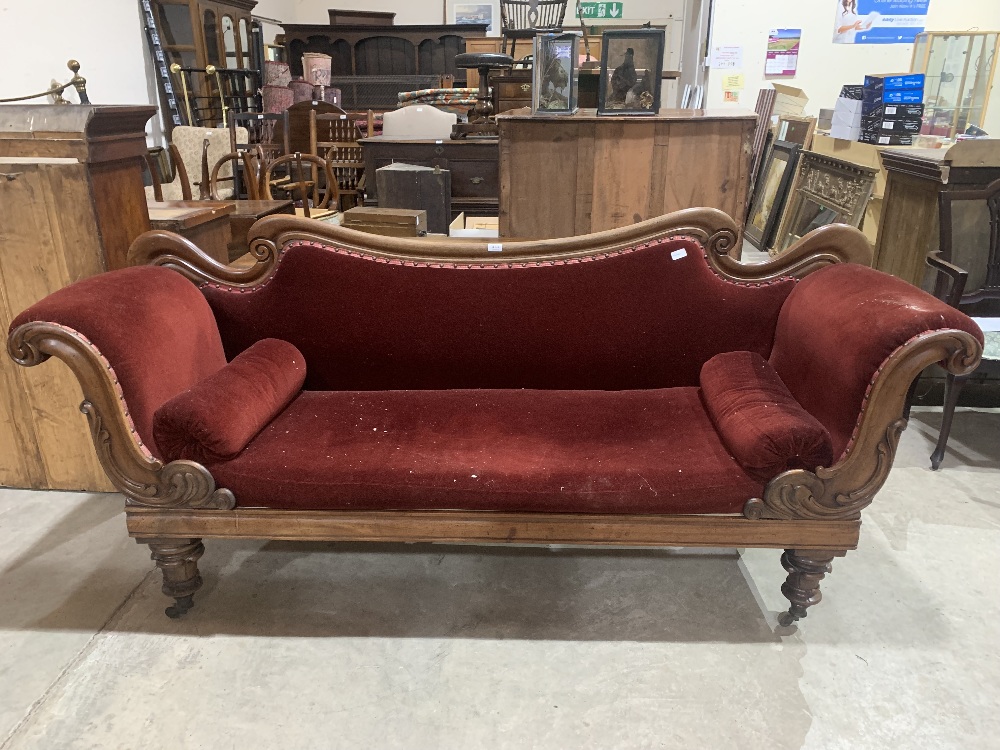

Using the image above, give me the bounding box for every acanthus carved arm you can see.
[8,321,235,510]
[746,329,982,521]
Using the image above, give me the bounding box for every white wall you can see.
[283,0,444,28]
[0,0,154,107]
[706,0,1000,135]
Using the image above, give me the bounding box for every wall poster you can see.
[832,0,930,45]
[765,29,801,76]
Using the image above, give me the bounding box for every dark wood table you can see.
[147,201,235,264]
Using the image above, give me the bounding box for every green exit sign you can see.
[579,2,624,19]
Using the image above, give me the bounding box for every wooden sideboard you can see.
[497,108,756,244]
[874,140,1000,288]
[361,137,499,219]
[0,104,156,491]
[279,22,488,83]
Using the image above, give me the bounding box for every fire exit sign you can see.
[579,2,624,19]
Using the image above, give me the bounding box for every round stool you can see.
[452,52,514,138]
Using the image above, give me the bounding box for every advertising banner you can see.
[832,0,930,45]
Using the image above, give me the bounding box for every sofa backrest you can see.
[201,236,798,391]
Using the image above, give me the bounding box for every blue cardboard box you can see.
[862,89,924,114]
[864,73,926,92]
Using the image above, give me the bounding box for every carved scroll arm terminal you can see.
[7,321,234,510]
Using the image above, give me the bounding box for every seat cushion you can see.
[700,351,833,481]
[154,339,306,464]
[208,387,764,514]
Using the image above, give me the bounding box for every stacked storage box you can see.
[830,85,864,141]
[859,73,925,146]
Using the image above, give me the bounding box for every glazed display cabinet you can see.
[911,31,999,139]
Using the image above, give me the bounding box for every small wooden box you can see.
[342,206,428,237]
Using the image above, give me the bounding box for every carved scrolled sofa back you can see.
[198,236,797,392]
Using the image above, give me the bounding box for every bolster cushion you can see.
[153,338,306,464]
[700,351,833,481]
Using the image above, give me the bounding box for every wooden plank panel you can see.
[88,159,151,270]
[1,164,112,490]
[654,120,743,220]
[126,508,862,551]
[873,173,939,286]
[0,258,46,488]
[590,120,657,232]
[500,121,579,238]
[573,122,596,236]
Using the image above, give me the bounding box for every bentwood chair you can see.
[262,152,338,219]
[919,176,1000,469]
[500,0,569,59]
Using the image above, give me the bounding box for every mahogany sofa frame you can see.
[8,208,981,625]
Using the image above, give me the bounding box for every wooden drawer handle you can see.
[470,176,484,184]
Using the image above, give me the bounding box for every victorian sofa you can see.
[7,209,982,626]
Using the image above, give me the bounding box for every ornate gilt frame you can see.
[8,208,980,624]
[771,152,878,256]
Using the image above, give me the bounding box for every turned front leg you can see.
[143,538,205,618]
[778,549,838,627]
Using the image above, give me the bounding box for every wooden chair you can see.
[309,110,364,211]
[209,151,262,200]
[143,151,165,202]
[262,152,338,218]
[919,176,1000,469]
[229,113,287,199]
[500,0,568,58]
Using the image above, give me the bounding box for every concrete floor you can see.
[0,408,998,749]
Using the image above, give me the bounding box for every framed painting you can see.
[448,2,500,35]
[745,140,801,251]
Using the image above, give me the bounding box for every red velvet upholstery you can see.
[769,264,985,459]
[202,238,797,391]
[700,351,833,481]
[207,387,764,513]
[9,266,226,459]
[154,339,306,464]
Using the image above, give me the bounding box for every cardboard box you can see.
[862,89,924,113]
[867,103,925,119]
[860,115,923,134]
[839,84,864,100]
[449,212,500,238]
[858,131,914,146]
[864,73,926,93]
[771,83,808,116]
[830,123,861,140]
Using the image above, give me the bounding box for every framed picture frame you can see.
[597,29,665,116]
[532,33,581,115]
[770,152,878,256]
[745,129,775,223]
[749,88,777,179]
[776,115,817,150]
[745,140,801,251]
[447,1,500,35]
